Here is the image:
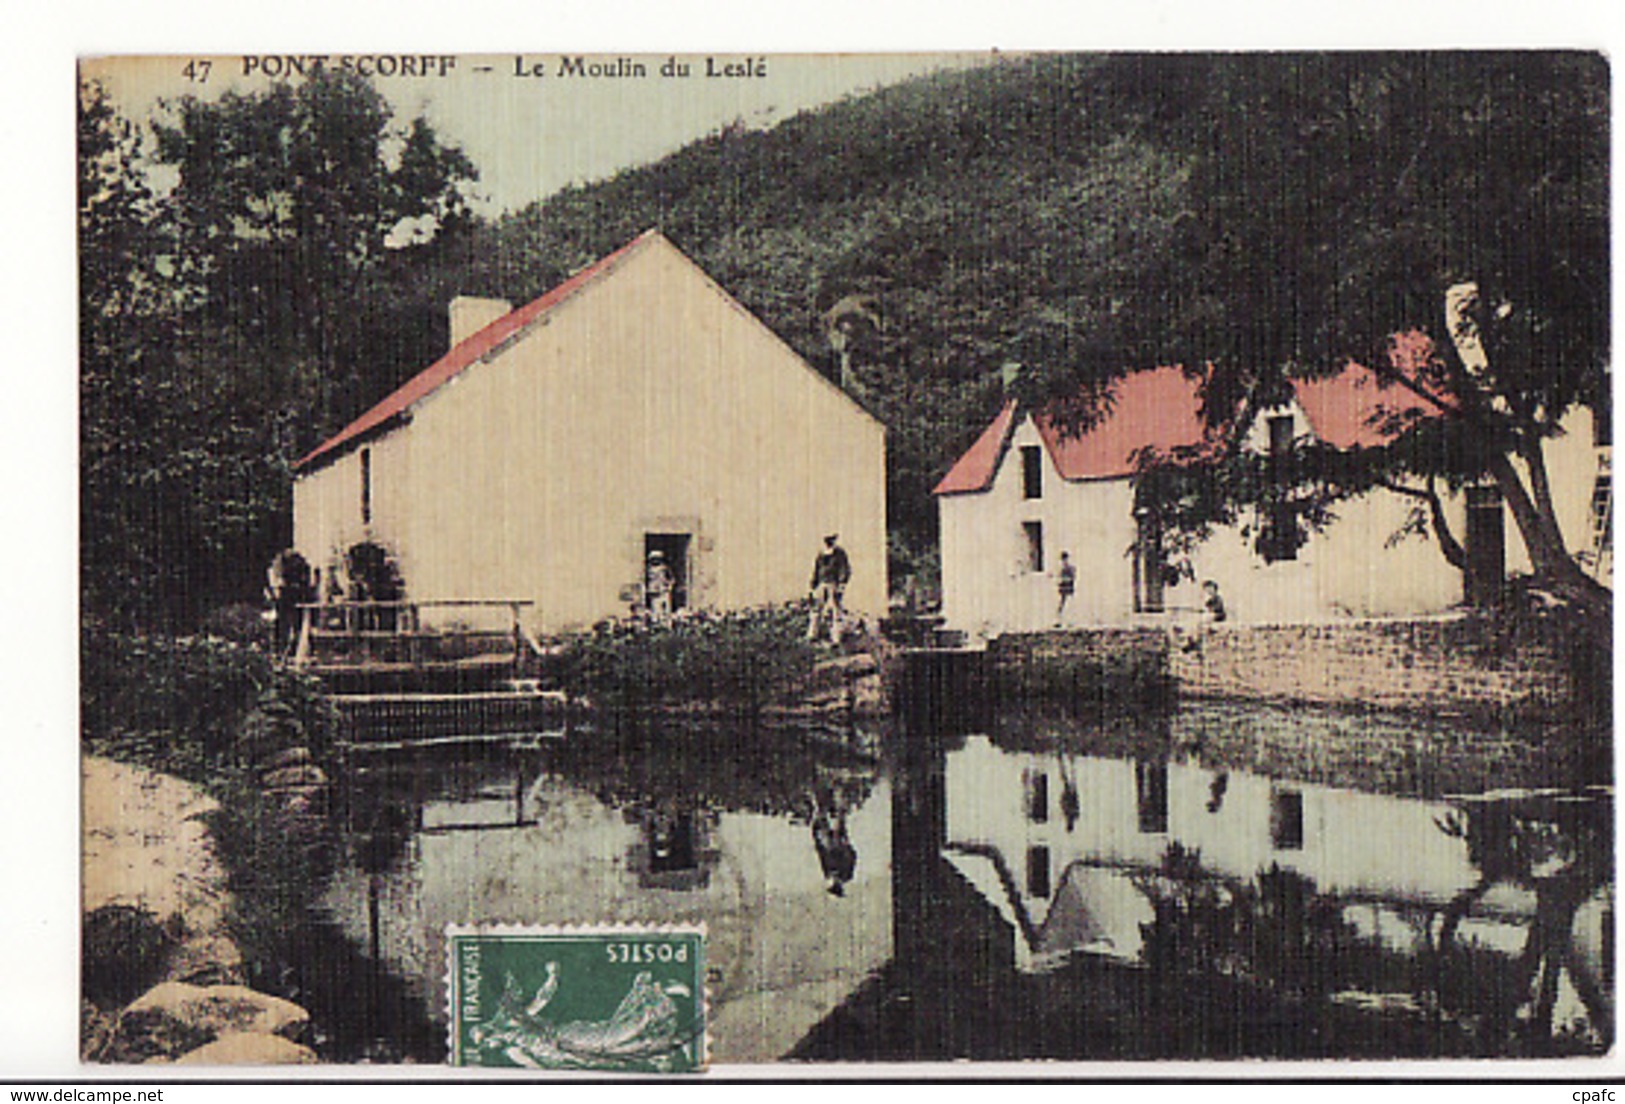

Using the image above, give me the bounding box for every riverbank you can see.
[986,609,1606,730]
[81,756,318,1064]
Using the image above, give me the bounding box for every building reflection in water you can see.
[321,727,893,1064]
[320,705,1611,1061]
[943,734,1506,969]
[924,725,1610,1052]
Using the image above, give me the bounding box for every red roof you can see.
[1290,362,1440,449]
[933,367,1213,495]
[296,230,660,471]
[935,357,1445,496]
[932,400,1018,495]
[1036,367,1213,482]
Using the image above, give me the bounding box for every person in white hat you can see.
[646,550,675,623]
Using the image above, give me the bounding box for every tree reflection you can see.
[1130,792,1613,1055]
[1433,793,1612,1051]
[1133,846,1366,1003]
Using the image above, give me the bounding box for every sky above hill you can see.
[82,52,992,215]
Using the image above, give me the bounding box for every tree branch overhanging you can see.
[1377,476,1467,571]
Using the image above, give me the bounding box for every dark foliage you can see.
[554,604,821,709]
[81,905,181,1009]
[80,71,475,631]
[81,627,334,781]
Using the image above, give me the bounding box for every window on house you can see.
[1260,415,1299,562]
[1587,470,1612,568]
[1134,509,1166,613]
[1023,521,1044,573]
[1268,414,1295,456]
[1023,768,1050,824]
[360,448,372,526]
[1021,445,1043,499]
[1026,845,1052,899]
[1271,788,1305,851]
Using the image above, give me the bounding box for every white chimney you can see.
[449,295,513,350]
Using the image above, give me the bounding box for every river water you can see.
[315,699,1611,1064]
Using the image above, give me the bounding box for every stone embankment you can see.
[1167,616,1582,720]
[81,756,327,1065]
[988,613,1590,722]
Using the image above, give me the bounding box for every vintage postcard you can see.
[75,50,1611,1073]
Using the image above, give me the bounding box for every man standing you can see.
[812,805,857,897]
[1055,551,1076,626]
[807,533,852,644]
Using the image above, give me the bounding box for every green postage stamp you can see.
[447,924,707,1072]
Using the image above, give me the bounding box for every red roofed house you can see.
[934,364,1605,633]
[292,230,886,635]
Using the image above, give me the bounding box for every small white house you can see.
[292,230,887,635]
[935,364,1605,633]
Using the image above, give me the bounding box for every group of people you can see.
[638,533,855,645]
[264,541,408,660]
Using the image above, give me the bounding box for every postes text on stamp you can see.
[447,924,706,1072]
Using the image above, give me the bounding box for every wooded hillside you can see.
[82,53,1609,627]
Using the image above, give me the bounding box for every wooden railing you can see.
[293,599,535,671]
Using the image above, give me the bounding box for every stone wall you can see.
[990,615,1587,722]
[989,627,1170,669]
[1169,616,1578,719]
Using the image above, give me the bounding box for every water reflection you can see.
[322,722,892,1064]
[322,703,1611,1062]
[927,723,1611,1056]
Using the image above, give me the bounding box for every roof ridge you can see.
[934,360,1443,496]
[294,229,662,471]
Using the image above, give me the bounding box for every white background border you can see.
[8,0,1623,1085]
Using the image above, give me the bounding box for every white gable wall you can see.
[940,407,1488,633]
[294,235,887,634]
[941,416,1140,634]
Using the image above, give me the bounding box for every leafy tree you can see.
[79,79,187,628]
[80,70,478,629]
[1056,54,1611,618]
[152,71,478,436]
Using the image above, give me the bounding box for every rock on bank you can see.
[81,756,316,1064]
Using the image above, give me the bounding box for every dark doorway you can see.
[646,809,698,873]
[1135,759,1169,834]
[1464,486,1505,607]
[644,533,691,612]
[1022,521,1044,574]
